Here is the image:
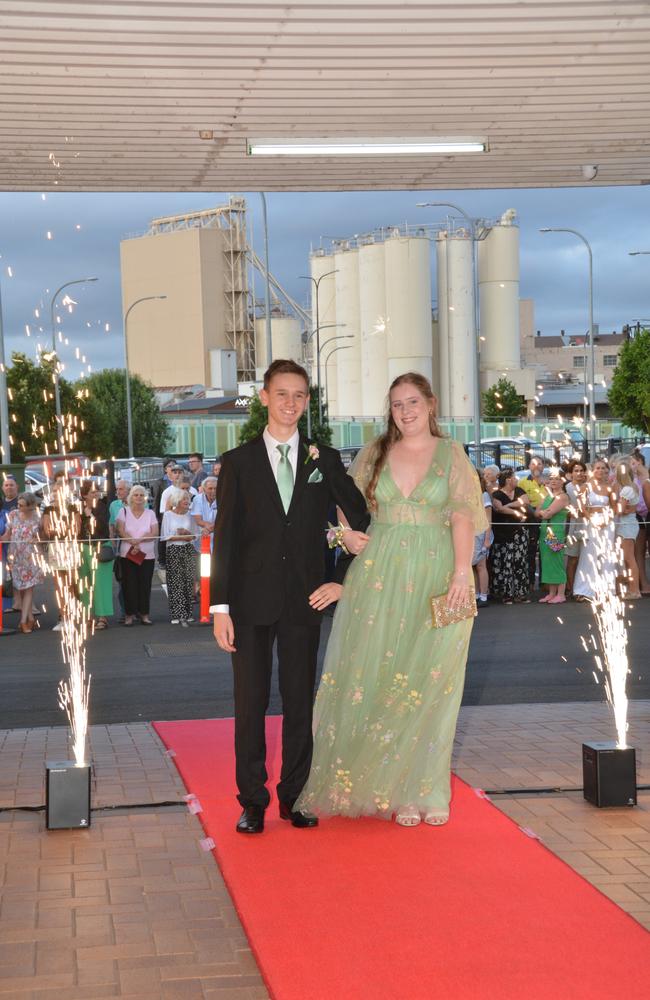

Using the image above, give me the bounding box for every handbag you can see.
[125,545,146,566]
[97,544,115,563]
[430,591,477,629]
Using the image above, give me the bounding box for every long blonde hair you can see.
[366,372,443,510]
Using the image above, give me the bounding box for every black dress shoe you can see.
[279,801,319,828]
[236,805,265,834]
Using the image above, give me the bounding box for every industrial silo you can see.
[255,315,303,370]
[435,232,450,417]
[310,251,338,414]
[384,235,433,387]
[333,246,362,417]
[478,210,520,376]
[358,241,387,417]
[445,232,476,420]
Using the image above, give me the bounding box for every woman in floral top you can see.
[1,492,44,633]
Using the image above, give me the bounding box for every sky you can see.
[0,185,649,383]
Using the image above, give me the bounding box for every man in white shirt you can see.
[210,360,370,835]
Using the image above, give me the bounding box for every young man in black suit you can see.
[210,360,370,834]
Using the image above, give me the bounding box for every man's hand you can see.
[341,528,370,555]
[213,612,236,652]
[309,582,343,611]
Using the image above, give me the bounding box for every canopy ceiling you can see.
[1,1,649,191]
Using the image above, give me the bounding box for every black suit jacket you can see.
[210,434,370,625]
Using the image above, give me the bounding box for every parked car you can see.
[24,468,50,500]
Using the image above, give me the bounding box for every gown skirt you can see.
[296,438,486,819]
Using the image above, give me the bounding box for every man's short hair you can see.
[263,359,309,391]
[189,452,203,463]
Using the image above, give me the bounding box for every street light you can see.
[123,296,167,458]
[300,269,338,424]
[323,343,353,413]
[417,201,482,452]
[49,277,98,452]
[259,194,273,366]
[540,227,596,461]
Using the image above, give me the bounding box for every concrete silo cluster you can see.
[311,232,433,419]
[310,211,524,421]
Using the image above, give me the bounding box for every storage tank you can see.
[478,211,520,373]
[435,232,450,417]
[310,251,338,413]
[358,241,387,417]
[446,233,476,420]
[384,235,432,387]
[254,315,303,370]
[333,246,362,417]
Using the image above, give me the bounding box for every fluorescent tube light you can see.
[247,138,487,156]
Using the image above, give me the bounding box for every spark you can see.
[46,231,53,240]
[6,265,13,277]
[577,507,630,747]
[104,323,110,332]
[41,193,46,200]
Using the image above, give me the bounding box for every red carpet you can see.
[154,717,650,999]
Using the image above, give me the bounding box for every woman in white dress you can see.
[573,459,615,602]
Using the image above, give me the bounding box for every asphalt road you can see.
[1,577,649,729]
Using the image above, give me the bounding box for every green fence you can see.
[164,415,639,455]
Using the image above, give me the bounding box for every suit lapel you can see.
[252,436,285,518]
[288,436,311,514]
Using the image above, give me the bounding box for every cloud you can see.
[1,185,648,382]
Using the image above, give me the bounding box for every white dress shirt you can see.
[211,427,300,615]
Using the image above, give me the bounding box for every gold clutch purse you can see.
[430,591,477,629]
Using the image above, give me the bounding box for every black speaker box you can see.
[45,760,92,829]
[582,741,636,808]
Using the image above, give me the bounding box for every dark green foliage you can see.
[608,329,650,434]
[482,376,526,420]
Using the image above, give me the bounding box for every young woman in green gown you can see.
[297,374,487,827]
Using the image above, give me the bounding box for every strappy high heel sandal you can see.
[395,804,421,827]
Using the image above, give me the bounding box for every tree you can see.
[482,376,525,420]
[74,369,171,458]
[238,384,333,446]
[6,352,78,456]
[608,328,650,434]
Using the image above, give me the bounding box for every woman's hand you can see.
[309,582,343,611]
[341,528,370,555]
[447,571,472,611]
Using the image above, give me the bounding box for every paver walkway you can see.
[1,703,648,996]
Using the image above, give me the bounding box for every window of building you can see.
[603,354,617,366]
[573,356,585,368]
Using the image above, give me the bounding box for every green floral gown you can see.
[296,437,487,819]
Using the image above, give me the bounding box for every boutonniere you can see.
[304,443,319,465]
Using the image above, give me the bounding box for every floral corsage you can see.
[326,522,349,554]
[304,443,319,465]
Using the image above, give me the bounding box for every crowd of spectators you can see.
[2,445,649,632]
[0,452,221,633]
[473,450,650,605]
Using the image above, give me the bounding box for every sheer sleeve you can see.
[348,442,378,503]
[446,439,489,532]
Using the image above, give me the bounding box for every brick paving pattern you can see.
[0,704,648,996]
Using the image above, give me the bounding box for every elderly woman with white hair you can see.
[161,487,197,626]
[115,484,159,626]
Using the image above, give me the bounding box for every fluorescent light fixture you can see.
[247,138,487,156]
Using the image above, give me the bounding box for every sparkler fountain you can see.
[45,412,93,829]
[577,498,637,807]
